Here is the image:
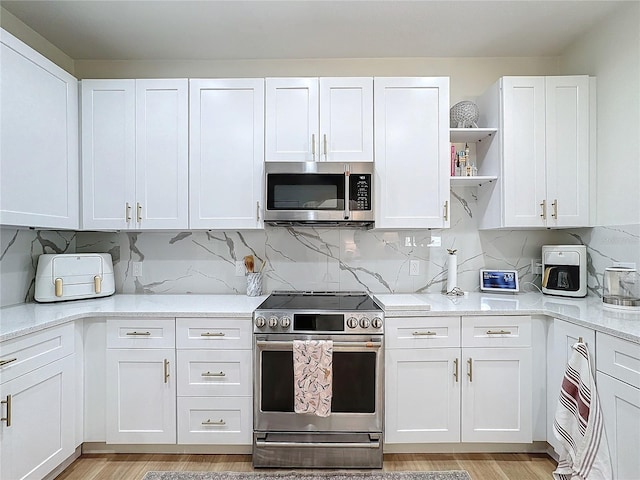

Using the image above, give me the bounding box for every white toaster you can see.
[35,253,115,302]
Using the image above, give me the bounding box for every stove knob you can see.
[255,316,266,328]
[280,316,291,328]
[371,317,383,329]
[346,317,359,329]
[359,317,371,329]
[268,316,279,328]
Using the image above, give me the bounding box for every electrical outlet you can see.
[132,262,142,277]
[235,260,246,276]
[410,260,420,276]
[531,259,543,275]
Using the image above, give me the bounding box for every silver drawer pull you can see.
[0,358,18,367]
[126,331,151,336]
[413,331,437,336]
[200,332,225,337]
[201,371,226,377]
[486,330,512,335]
[202,418,225,426]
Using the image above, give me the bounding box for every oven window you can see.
[260,350,376,413]
[267,174,345,210]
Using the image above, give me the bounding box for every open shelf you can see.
[450,175,498,187]
[450,128,498,143]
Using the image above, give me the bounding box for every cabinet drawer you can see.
[106,318,175,348]
[462,315,531,347]
[176,318,252,349]
[177,396,252,445]
[597,333,640,389]
[177,350,252,396]
[0,323,74,384]
[385,316,460,349]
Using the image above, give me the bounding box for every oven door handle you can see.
[255,340,382,349]
[255,439,381,449]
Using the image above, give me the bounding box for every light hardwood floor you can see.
[56,453,557,480]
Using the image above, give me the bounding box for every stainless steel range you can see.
[252,291,384,468]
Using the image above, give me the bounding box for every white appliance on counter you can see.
[541,245,587,298]
[35,253,115,302]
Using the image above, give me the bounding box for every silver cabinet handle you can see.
[311,133,316,161]
[486,330,512,335]
[413,331,437,336]
[323,133,328,160]
[137,202,142,223]
[200,332,225,337]
[467,358,473,382]
[125,202,132,222]
[55,278,63,297]
[163,359,170,383]
[0,358,17,367]
[453,358,459,382]
[202,418,226,426]
[126,331,151,336]
[256,201,260,221]
[201,371,226,377]
[540,199,547,220]
[444,201,449,221]
[1,394,12,427]
[94,275,102,294]
[551,199,558,219]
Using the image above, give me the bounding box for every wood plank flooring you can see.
[55,453,557,480]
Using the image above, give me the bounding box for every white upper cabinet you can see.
[81,79,188,230]
[265,77,373,162]
[374,77,450,229]
[0,29,79,229]
[189,78,265,229]
[476,76,590,229]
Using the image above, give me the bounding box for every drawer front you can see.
[597,333,640,389]
[177,350,252,396]
[462,315,531,347]
[385,316,460,349]
[176,318,252,349]
[177,396,252,445]
[0,323,74,384]
[106,318,175,349]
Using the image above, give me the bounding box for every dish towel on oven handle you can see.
[552,342,613,480]
[293,339,333,417]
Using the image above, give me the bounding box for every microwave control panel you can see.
[349,174,372,211]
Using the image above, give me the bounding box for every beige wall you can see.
[559,1,640,226]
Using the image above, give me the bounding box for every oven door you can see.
[254,334,383,433]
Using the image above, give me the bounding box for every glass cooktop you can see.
[256,291,381,311]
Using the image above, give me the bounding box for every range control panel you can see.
[253,311,383,334]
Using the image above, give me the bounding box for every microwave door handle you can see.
[344,164,350,220]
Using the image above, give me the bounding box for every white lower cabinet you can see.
[385,315,532,445]
[0,324,76,480]
[596,333,640,480]
[177,396,252,445]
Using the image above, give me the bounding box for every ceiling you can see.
[1,0,627,61]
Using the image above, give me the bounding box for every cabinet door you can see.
[461,347,532,443]
[385,348,460,443]
[319,77,373,162]
[190,79,265,229]
[374,77,450,229]
[545,76,590,227]
[1,29,79,229]
[135,79,189,229]
[547,319,595,453]
[0,355,75,480]
[81,79,136,230]
[106,349,176,444]
[265,78,319,161]
[501,76,547,227]
[597,372,640,480]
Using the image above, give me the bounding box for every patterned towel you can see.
[553,342,613,480]
[293,339,333,417]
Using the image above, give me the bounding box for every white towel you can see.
[553,342,613,480]
[293,339,333,417]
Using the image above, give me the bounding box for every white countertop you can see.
[1,292,639,344]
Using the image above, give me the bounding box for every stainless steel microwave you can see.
[264,162,374,227]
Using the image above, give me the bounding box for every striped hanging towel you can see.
[553,342,613,480]
[293,339,333,417]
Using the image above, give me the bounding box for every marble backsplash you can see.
[2,190,638,306]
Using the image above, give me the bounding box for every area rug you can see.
[142,471,471,480]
